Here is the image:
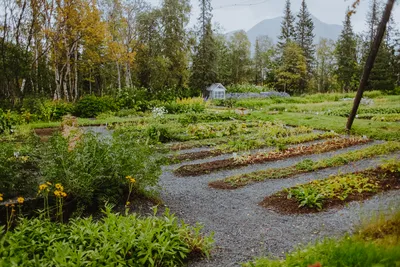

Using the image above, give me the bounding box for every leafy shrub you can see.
[0,206,214,266]
[163,98,206,114]
[0,109,13,134]
[74,95,119,118]
[39,132,162,209]
[0,141,40,199]
[177,112,240,125]
[146,124,179,143]
[22,98,74,122]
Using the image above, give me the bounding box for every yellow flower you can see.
[126,175,132,180]
[55,183,64,191]
[17,197,24,204]
[39,184,48,191]
[0,193,3,202]
[54,190,61,197]
[61,192,67,198]
[125,201,131,206]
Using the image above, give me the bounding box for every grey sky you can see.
[149,0,400,34]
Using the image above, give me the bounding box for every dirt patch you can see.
[170,150,223,162]
[174,138,369,177]
[259,169,400,214]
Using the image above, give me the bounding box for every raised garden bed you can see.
[170,132,337,162]
[259,161,400,214]
[174,137,370,177]
[209,141,400,189]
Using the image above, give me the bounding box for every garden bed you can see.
[259,162,400,214]
[174,137,369,177]
[171,132,337,162]
[209,141,400,189]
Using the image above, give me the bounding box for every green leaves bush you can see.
[39,132,162,209]
[0,142,40,199]
[0,206,214,266]
[74,95,119,118]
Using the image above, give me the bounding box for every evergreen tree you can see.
[277,41,307,94]
[364,0,395,91]
[335,11,359,92]
[295,0,315,92]
[277,0,296,50]
[190,0,217,96]
[254,38,263,84]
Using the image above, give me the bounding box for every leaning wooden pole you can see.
[346,0,396,131]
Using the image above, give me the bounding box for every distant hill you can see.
[226,14,342,49]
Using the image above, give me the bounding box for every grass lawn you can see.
[250,112,400,141]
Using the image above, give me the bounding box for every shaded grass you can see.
[250,112,400,141]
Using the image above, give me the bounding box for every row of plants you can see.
[356,113,400,122]
[0,205,214,266]
[244,208,400,266]
[171,132,336,163]
[174,137,369,177]
[325,107,400,117]
[1,95,208,127]
[209,141,400,189]
[259,160,400,213]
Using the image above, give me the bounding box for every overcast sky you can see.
[148,0,400,34]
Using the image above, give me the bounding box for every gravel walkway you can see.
[159,145,400,266]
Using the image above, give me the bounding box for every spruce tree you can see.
[277,0,296,50]
[295,0,315,92]
[335,11,359,92]
[364,0,395,91]
[190,0,217,96]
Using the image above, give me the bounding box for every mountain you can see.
[227,14,342,49]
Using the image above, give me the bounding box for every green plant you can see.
[0,206,214,266]
[74,95,119,118]
[39,132,162,210]
[287,187,324,210]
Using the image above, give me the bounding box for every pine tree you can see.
[364,0,395,91]
[254,38,262,84]
[295,0,315,92]
[190,0,217,96]
[335,11,359,92]
[277,0,296,50]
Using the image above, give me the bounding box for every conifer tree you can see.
[190,0,217,96]
[277,0,296,50]
[295,0,315,92]
[335,11,359,92]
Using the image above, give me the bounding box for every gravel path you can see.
[159,145,400,266]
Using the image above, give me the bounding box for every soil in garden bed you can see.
[259,168,400,214]
[174,138,369,177]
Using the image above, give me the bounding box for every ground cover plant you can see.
[209,141,400,189]
[259,160,400,214]
[244,208,400,267]
[174,137,369,177]
[0,206,214,266]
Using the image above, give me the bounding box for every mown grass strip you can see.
[174,137,369,177]
[209,141,400,189]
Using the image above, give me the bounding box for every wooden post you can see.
[346,0,396,131]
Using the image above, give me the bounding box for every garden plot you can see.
[174,137,370,177]
[160,145,400,266]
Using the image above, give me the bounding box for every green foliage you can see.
[74,95,119,118]
[0,142,39,199]
[177,112,240,125]
[0,109,13,134]
[22,98,74,122]
[0,206,214,266]
[146,124,179,143]
[39,132,162,209]
[245,236,400,267]
[287,173,379,209]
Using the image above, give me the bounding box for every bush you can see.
[0,206,214,266]
[39,132,162,209]
[74,95,119,118]
[0,141,40,199]
[146,124,180,143]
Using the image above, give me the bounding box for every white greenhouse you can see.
[206,83,226,100]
